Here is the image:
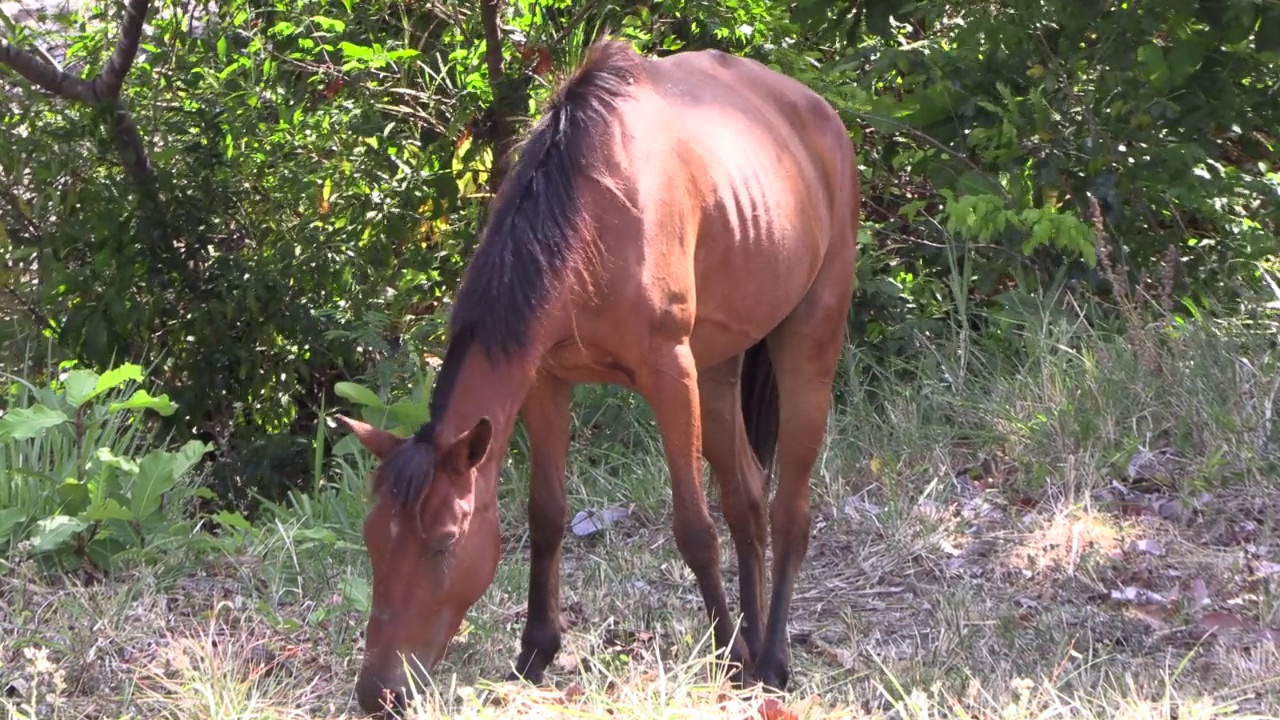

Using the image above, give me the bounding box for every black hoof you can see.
[751,658,790,693]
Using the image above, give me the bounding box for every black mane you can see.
[377,39,644,508]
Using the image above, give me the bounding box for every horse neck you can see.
[432,340,537,495]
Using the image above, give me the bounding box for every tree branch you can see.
[0,40,95,103]
[0,0,160,196]
[480,0,513,193]
[0,0,150,104]
[93,0,151,102]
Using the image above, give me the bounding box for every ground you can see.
[5,463,1280,719]
[5,313,1280,719]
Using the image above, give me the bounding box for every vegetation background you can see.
[2,0,1279,717]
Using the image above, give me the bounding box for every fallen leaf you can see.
[1198,611,1250,634]
[1189,578,1211,608]
[757,697,799,720]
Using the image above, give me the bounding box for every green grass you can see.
[4,299,1280,719]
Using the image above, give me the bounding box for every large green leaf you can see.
[30,515,88,554]
[61,369,100,408]
[0,405,70,440]
[108,389,178,417]
[335,381,384,408]
[128,440,212,519]
[0,507,28,544]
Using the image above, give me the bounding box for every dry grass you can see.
[6,298,1280,719]
[5,469,1280,719]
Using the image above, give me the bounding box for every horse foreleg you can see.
[507,374,574,684]
[642,342,751,682]
[698,356,769,665]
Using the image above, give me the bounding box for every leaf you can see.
[386,399,430,429]
[334,381,383,408]
[1136,44,1170,92]
[756,697,799,720]
[311,15,347,33]
[0,405,70,439]
[108,389,178,416]
[95,446,140,475]
[1198,611,1249,634]
[91,364,144,402]
[340,572,372,614]
[212,510,252,530]
[62,369,100,408]
[129,440,212,519]
[30,515,89,553]
[1166,38,1205,86]
[0,507,28,543]
[84,498,134,522]
[1130,538,1164,556]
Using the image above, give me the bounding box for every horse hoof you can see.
[504,662,546,685]
[751,660,790,693]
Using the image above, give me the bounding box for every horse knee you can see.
[671,504,719,564]
[528,493,567,549]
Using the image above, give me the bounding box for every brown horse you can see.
[339,37,860,715]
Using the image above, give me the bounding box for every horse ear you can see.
[335,414,403,460]
[441,417,493,475]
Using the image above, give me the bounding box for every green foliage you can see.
[2,0,1278,515]
[0,362,213,572]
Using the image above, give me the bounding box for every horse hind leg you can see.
[697,353,770,668]
[751,244,857,692]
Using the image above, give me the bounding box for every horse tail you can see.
[740,338,779,489]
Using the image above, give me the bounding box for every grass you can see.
[5,296,1280,719]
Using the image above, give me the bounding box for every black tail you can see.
[740,339,779,487]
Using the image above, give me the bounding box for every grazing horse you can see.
[339,37,860,715]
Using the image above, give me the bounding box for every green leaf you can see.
[386,399,430,429]
[96,446,140,475]
[0,507,28,543]
[84,498,134,522]
[129,441,212,519]
[1137,44,1170,92]
[108,389,178,416]
[311,15,347,32]
[339,41,374,61]
[294,526,337,544]
[91,364,144,402]
[212,510,252,530]
[30,515,89,554]
[0,405,70,439]
[62,369,100,408]
[334,381,383,408]
[1166,38,1205,86]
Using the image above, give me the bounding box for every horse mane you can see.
[376,38,645,509]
